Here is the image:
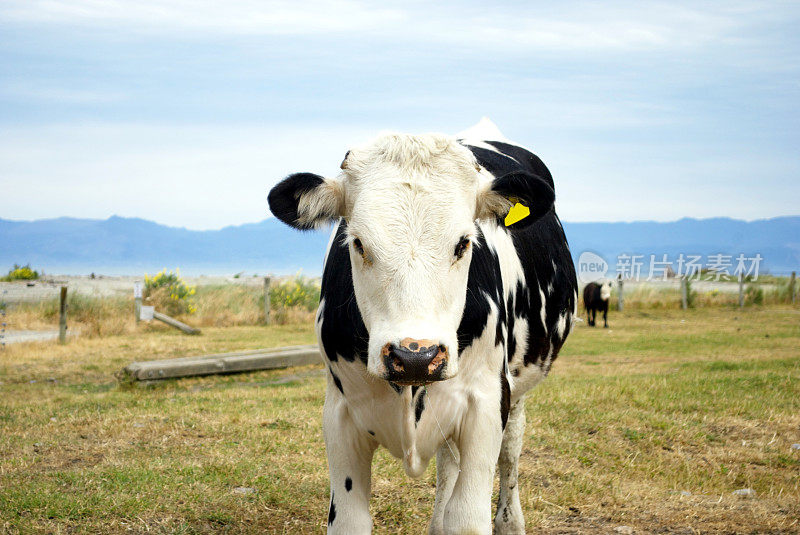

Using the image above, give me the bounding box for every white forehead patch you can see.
[343,132,479,186]
[340,132,482,246]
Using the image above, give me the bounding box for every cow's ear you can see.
[476,171,554,230]
[268,172,344,230]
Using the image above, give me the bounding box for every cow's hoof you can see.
[495,520,525,535]
[495,503,525,534]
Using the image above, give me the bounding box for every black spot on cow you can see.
[462,141,576,374]
[328,492,336,525]
[495,317,505,347]
[319,221,369,365]
[329,367,344,395]
[414,388,426,425]
[457,227,504,354]
[506,292,517,361]
[500,365,510,430]
[345,477,352,492]
[511,216,576,369]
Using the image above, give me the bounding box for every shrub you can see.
[144,269,196,316]
[2,264,39,281]
[41,293,132,337]
[269,275,320,312]
[744,284,764,306]
[684,278,696,308]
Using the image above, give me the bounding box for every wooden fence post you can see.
[134,281,143,324]
[791,271,796,305]
[263,276,271,325]
[0,290,7,349]
[680,278,688,310]
[738,272,745,308]
[617,274,624,312]
[58,286,68,344]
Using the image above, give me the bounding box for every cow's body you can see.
[583,280,612,328]
[269,120,577,534]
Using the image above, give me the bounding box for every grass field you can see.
[1,307,798,533]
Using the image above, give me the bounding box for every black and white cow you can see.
[583,280,612,328]
[268,119,577,534]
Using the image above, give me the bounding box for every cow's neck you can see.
[400,386,427,477]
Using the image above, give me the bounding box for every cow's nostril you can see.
[383,339,449,384]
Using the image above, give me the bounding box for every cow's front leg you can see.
[323,387,376,535]
[443,399,503,534]
[429,442,460,535]
[603,306,608,328]
[495,398,526,534]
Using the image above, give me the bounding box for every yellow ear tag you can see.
[504,202,530,226]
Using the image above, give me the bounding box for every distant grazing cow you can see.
[583,280,612,328]
[267,119,577,534]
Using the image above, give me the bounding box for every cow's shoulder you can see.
[458,138,577,370]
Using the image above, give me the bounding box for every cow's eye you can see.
[352,238,365,256]
[454,236,471,260]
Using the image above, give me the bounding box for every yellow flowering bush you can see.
[2,264,39,281]
[144,268,197,316]
[269,274,320,311]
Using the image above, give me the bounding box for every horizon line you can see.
[1,213,799,232]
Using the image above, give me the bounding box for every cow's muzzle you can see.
[381,338,448,385]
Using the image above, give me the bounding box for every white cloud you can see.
[1,0,404,35]
[0,0,779,52]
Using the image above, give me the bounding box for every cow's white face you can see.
[268,132,555,385]
[600,280,612,301]
[340,135,482,382]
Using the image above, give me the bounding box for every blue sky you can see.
[0,1,798,230]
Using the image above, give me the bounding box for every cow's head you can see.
[600,280,612,301]
[268,133,554,385]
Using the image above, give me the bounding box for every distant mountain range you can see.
[1,215,798,276]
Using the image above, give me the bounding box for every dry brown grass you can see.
[606,277,797,311]
[3,284,314,340]
[0,307,798,534]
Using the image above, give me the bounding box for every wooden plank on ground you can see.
[121,345,321,381]
[153,311,201,335]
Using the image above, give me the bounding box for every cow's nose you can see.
[381,338,448,385]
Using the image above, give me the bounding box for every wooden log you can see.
[152,310,201,335]
[121,345,321,381]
